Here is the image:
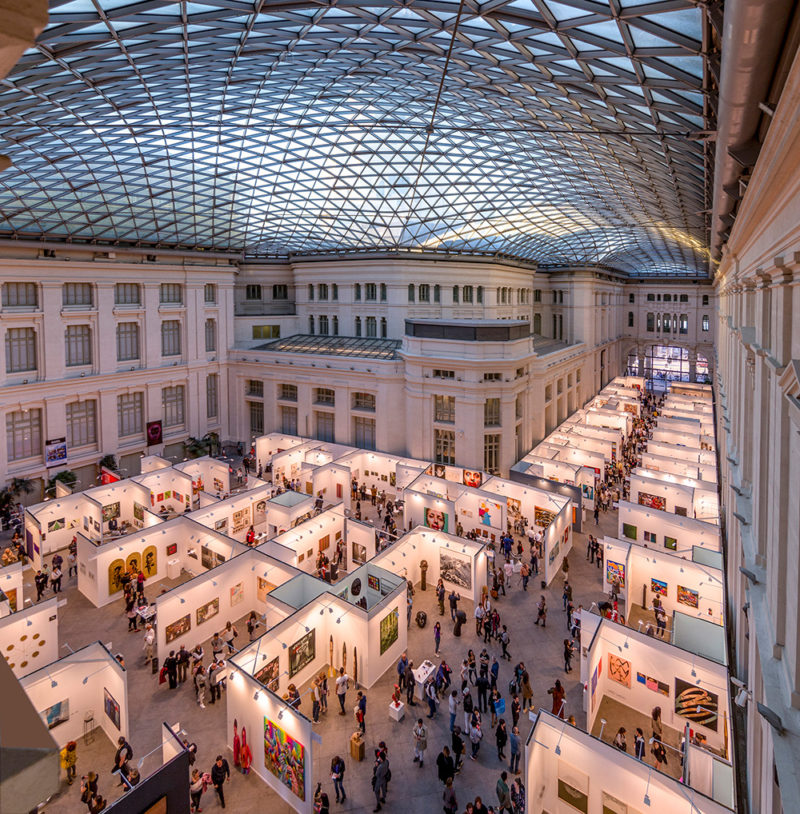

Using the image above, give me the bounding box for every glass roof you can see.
[0,0,712,276]
[254,334,402,359]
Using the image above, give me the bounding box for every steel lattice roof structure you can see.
[0,0,715,276]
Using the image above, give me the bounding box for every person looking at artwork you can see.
[222,621,238,654]
[211,755,230,809]
[111,736,132,782]
[330,755,346,803]
[163,650,179,689]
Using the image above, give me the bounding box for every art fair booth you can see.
[525,711,732,814]
[174,456,232,498]
[190,484,279,541]
[21,641,129,750]
[0,597,60,678]
[617,501,721,556]
[132,466,194,515]
[639,451,717,483]
[0,559,25,615]
[630,469,719,523]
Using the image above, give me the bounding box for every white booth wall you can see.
[133,468,194,513]
[191,486,276,541]
[543,499,574,585]
[0,560,25,613]
[617,501,721,555]
[629,472,695,515]
[175,456,232,497]
[0,597,59,678]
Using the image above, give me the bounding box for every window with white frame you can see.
[5,327,37,373]
[205,318,217,352]
[2,282,37,308]
[116,322,140,361]
[308,315,315,334]
[160,283,183,304]
[476,286,483,304]
[318,283,329,300]
[355,316,362,337]
[207,374,219,419]
[6,408,42,461]
[702,314,710,331]
[483,433,500,473]
[162,385,185,428]
[115,283,141,305]
[418,284,430,302]
[433,369,454,379]
[65,324,92,366]
[380,317,387,338]
[354,283,361,301]
[434,429,456,465]
[380,283,387,301]
[463,285,473,303]
[366,316,377,337]
[66,400,97,448]
[365,283,377,301]
[272,284,287,300]
[515,394,523,420]
[204,283,217,303]
[161,320,181,356]
[246,379,263,397]
[452,285,459,304]
[319,315,329,335]
[62,283,93,307]
[331,284,338,301]
[117,392,144,437]
[434,395,455,423]
[246,284,262,300]
[483,372,501,382]
[353,416,376,450]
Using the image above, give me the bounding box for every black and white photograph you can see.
[439,547,472,590]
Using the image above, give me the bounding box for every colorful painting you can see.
[108,558,125,595]
[257,576,276,603]
[103,688,120,730]
[47,518,65,533]
[213,477,224,493]
[664,536,678,550]
[606,560,626,588]
[651,579,668,596]
[4,587,17,612]
[637,672,669,696]
[608,654,631,688]
[440,547,472,589]
[463,470,483,488]
[165,613,191,643]
[622,523,637,540]
[638,491,666,511]
[423,506,448,532]
[675,678,718,731]
[41,699,69,729]
[133,502,145,522]
[367,574,380,593]
[232,506,251,534]
[254,656,280,692]
[288,629,315,678]
[125,551,141,574]
[379,607,399,655]
[166,543,177,556]
[142,545,157,577]
[230,582,244,606]
[506,497,522,523]
[581,484,594,501]
[677,585,699,608]
[351,542,367,565]
[478,498,502,529]
[264,718,305,801]
[534,506,556,528]
[102,502,121,522]
[196,597,220,626]
[644,531,656,544]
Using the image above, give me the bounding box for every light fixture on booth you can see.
[254,691,260,701]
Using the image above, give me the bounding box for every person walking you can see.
[463,690,474,732]
[425,678,438,719]
[412,718,427,767]
[126,596,138,632]
[211,755,230,809]
[509,726,521,774]
[336,667,350,715]
[448,689,460,732]
[222,621,238,655]
[330,755,346,803]
[163,650,178,689]
[469,718,483,761]
[442,776,458,814]
[246,611,260,641]
[208,659,225,704]
[397,652,409,689]
[60,740,78,785]
[406,660,417,707]
[548,679,566,719]
[371,753,389,812]
[496,771,513,814]
[448,590,461,621]
[535,596,547,627]
[434,621,442,656]
[500,626,511,661]
[613,727,627,752]
[496,718,508,760]
[563,639,574,673]
[356,691,367,734]
[189,768,204,812]
[177,645,190,683]
[510,694,521,728]
[34,570,47,601]
[634,728,646,760]
[312,677,321,723]
[142,624,155,667]
[520,669,533,711]
[476,672,489,713]
[50,565,63,594]
[112,736,132,780]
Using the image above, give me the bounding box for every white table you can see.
[412,659,437,700]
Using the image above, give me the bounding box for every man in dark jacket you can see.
[163,650,178,689]
[211,754,230,808]
[451,726,465,773]
[372,753,389,812]
[436,745,455,784]
[112,737,132,781]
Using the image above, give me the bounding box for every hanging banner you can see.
[146,420,163,446]
[45,437,68,467]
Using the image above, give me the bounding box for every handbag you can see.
[494,698,506,715]
[159,666,167,684]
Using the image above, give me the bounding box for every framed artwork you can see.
[367,575,380,592]
[102,502,121,522]
[674,506,688,516]
[133,502,145,522]
[264,718,306,801]
[230,582,244,606]
[462,470,482,488]
[257,576,276,603]
[351,578,361,597]
[5,587,17,612]
[196,597,220,625]
[638,492,666,511]
[164,490,172,500]
[637,673,669,696]
[47,518,65,533]
[93,519,100,532]
[125,552,141,574]
[439,547,472,589]
[41,699,69,729]
[608,654,631,688]
[338,587,349,601]
[581,483,594,501]
[103,688,121,730]
[254,656,280,692]
[165,614,191,643]
[506,497,522,521]
[434,464,446,479]
[557,762,589,813]
[108,558,125,595]
[142,545,157,577]
[675,678,718,731]
[677,585,699,608]
[232,506,251,534]
[644,531,656,543]
[351,542,367,565]
[166,543,177,556]
[478,499,502,529]
[423,506,448,532]
[548,539,560,566]
[214,518,228,532]
[622,523,637,540]
[288,629,315,678]
[664,536,678,551]
[590,664,598,711]
[213,477,224,492]
[606,560,626,588]
[201,545,225,570]
[379,607,399,655]
[534,506,555,528]
[157,493,164,503]
[318,534,330,552]
[602,790,630,814]
[650,579,668,596]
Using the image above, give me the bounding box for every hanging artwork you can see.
[254,656,280,692]
[103,688,121,730]
[166,543,177,556]
[264,718,306,801]
[230,582,244,606]
[201,545,225,570]
[133,502,145,522]
[439,547,472,590]
[557,762,589,813]
[389,472,396,487]
[254,500,267,526]
[506,497,522,523]
[650,579,668,596]
[622,523,637,540]
[675,679,718,731]
[636,673,669,696]
[102,502,121,522]
[548,539,560,566]
[674,506,688,517]
[232,506,251,534]
[196,597,220,626]
[581,484,594,501]
[367,575,380,593]
[213,477,224,492]
[478,499,502,528]
[644,531,656,544]
[165,614,191,643]
[288,629,315,677]
[606,560,626,588]
[108,558,125,595]
[41,699,70,729]
[664,536,678,551]
[318,535,330,552]
[47,518,65,533]
[434,464,446,479]
[534,506,556,528]
[214,518,228,533]
[351,542,367,565]
[142,545,157,578]
[608,654,631,688]
[601,790,630,814]
[257,577,276,603]
[5,588,17,612]
[677,585,699,608]
[423,506,448,532]
[462,470,482,488]
[125,552,141,574]
[379,607,399,655]
[638,492,666,511]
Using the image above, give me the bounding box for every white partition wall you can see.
[618,501,721,555]
[0,597,59,678]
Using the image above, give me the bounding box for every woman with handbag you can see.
[189,768,204,812]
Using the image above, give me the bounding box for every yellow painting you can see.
[126,551,142,575]
[108,558,125,595]
[143,545,157,578]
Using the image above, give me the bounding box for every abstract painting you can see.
[606,560,626,588]
[165,613,191,643]
[102,502,121,522]
[534,506,556,528]
[478,499,502,529]
[47,518,65,533]
[367,575,380,592]
[622,523,637,540]
[637,673,669,696]
[379,607,399,655]
[108,558,125,595]
[638,492,666,511]
[41,699,70,730]
[439,547,472,590]
[133,502,145,522]
[104,688,121,730]
[677,585,699,608]
[264,718,305,801]
[664,536,678,550]
[254,656,280,692]
[230,582,244,606]
[557,762,589,813]
[675,679,718,731]
[288,629,315,678]
[351,542,367,565]
[608,654,631,688]
[650,579,668,596]
[196,597,220,626]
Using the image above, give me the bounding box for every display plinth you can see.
[412,659,436,700]
[350,732,365,761]
[166,557,181,579]
[389,701,405,721]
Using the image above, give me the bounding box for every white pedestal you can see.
[167,558,181,580]
[389,702,405,722]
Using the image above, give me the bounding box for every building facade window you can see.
[279,384,298,401]
[627,311,634,328]
[483,433,500,473]
[354,283,361,301]
[515,394,523,420]
[207,374,219,419]
[679,314,688,334]
[248,401,264,435]
[418,284,430,302]
[162,386,185,428]
[246,284,262,300]
[646,312,655,332]
[434,429,456,465]
[533,289,542,303]
[483,372,501,381]
[380,283,387,301]
[353,416,376,450]
[434,395,455,423]
[629,293,635,303]
[272,284,287,300]
[65,324,92,366]
[355,316,362,337]
[308,315,315,334]
[433,369,454,379]
[463,286,473,303]
[408,284,415,302]
[702,294,709,306]
[117,392,144,438]
[252,325,280,340]
[380,317,387,338]
[66,399,97,448]
[318,283,328,300]
[366,316,377,337]
[280,405,298,435]
[680,294,689,303]
[2,282,37,308]
[332,316,339,335]
[114,283,141,305]
[484,397,501,426]
[6,408,42,461]
[116,322,140,361]
[365,283,377,301]
[246,380,263,397]
[331,284,338,301]
[5,327,37,373]
[308,283,314,300]
[315,411,335,443]
[161,320,181,356]
[315,388,335,405]
[434,285,440,303]
[477,286,483,304]
[353,392,376,410]
[319,315,329,335]
[533,313,542,334]
[160,283,183,304]
[62,282,93,307]
[702,314,710,331]
[204,283,217,303]
[205,318,217,352]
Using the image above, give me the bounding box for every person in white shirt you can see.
[336,668,350,715]
[142,624,155,665]
[448,690,460,732]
